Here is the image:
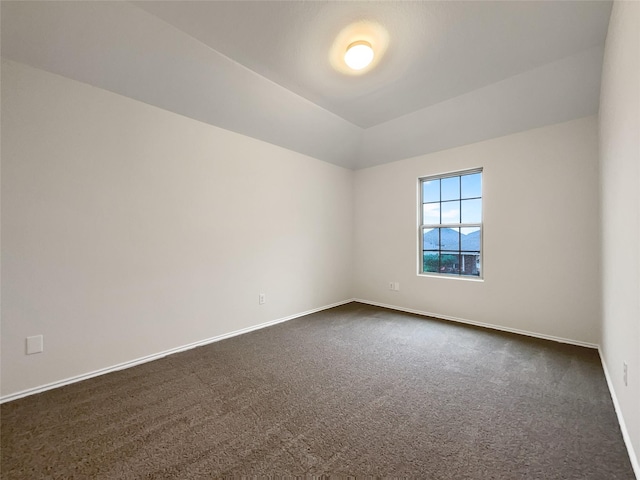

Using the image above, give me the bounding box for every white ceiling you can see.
[1,1,612,169]
[134,1,611,128]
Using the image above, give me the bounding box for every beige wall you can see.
[599,0,640,469]
[1,59,354,397]
[354,116,601,345]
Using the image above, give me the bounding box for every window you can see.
[419,169,482,277]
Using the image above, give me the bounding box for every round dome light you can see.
[344,41,374,70]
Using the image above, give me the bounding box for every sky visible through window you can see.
[422,173,481,225]
[421,172,482,276]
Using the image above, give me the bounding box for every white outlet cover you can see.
[26,335,44,355]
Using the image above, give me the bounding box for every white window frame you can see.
[418,168,483,280]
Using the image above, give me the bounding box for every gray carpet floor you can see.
[1,302,635,478]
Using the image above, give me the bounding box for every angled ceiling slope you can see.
[1,1,612,169]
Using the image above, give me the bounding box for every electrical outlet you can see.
[394,282,400,291]
[26,335,44,355]
[623,362,628,386]
[259,293,266,305]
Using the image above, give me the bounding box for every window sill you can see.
[417,273,484,282]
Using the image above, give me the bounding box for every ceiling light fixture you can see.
[344,41,374,70]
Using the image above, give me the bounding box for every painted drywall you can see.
[599,0,640,469]
[0,59,354,397]
[2,1,610,171]
[1,2,362,169]
[358,47,603,168]
[133,1,611,128]
[354,116,601,345]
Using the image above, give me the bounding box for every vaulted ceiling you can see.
[1,1,612,169]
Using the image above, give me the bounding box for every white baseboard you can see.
[3,298,637,477]
[0,299,354,404]
[599,348,640,479]
[353,298,599,349]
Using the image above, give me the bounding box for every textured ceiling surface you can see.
[134,1,611,128]
[1,1,612,169]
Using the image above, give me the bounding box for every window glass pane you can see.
[461,227,481,251]
[441,176,460,201]
[460,252,481,276]
[461,173,482,199]
[422,203,440,225]
[461,199,482,223]
[441,200,460,223]
[440,227,459,251]
[423,252,440,273]
[440,253,460,274]
[419,170,482,278]
[423,228,438,250]
[422,179,440,203]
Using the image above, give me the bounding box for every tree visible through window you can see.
[419,169,482,277]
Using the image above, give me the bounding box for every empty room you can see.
[1,0,638,478]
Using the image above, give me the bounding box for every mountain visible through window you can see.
[419,169,482,277]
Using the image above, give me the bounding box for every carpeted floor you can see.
[1,302,635,478]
